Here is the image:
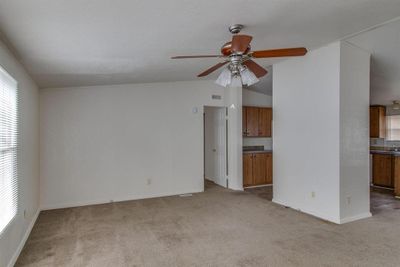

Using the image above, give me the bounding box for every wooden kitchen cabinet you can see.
[243,106,272,137]
[370,106,386,138]
[243,154,254,187]
[393,156,400,197]
[245,107,259,137]
[258,108,272,137]
[265,153,273,184]
[243,152,272,187]
[253,153,267,185]
[372,153,393,188]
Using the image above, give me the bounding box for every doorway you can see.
[204,106,227,189]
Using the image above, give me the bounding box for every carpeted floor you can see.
[16,183,400,267]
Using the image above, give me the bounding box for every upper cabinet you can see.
[243,106,272,137]
[370,106,386,138]
[258,107,272,137]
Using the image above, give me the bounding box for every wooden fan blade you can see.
[231,35,253,53]
[252,47,307,58]
[171,55,221,59]
[243,60,268,78]
[197,61,229,77]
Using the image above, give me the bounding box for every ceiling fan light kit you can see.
[171,24,308,87]
[215,68,232,87]
[240,66,259,86]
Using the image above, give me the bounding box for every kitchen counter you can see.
[243,146,272,154]
[243,150,273,154]
[370,147,400,156]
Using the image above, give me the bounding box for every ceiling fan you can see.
[171,24,308,87]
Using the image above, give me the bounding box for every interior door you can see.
[246,107,259,137]
[204,106,227,188]
[215,107,227,187]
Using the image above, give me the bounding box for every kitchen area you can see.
[241,86,274,197]
[370,105,400,200]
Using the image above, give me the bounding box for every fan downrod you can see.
[229,24,244,34]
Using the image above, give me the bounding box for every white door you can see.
[204,106,226,187]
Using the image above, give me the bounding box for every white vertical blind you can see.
[0,65,18,234]
[386,115,400,141]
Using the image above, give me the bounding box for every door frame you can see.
[203,106,227,188]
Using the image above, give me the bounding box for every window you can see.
[386,115,400,141]
[0,65,18,234]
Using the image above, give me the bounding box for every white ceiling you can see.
[347,19,400,106]
[1,0,400,92]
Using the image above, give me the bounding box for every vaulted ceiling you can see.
[347,19,400,106]
[1,0,400,93]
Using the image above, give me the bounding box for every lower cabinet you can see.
[394,156,400,197]
[372,154,394,188]
[243,152,272,187]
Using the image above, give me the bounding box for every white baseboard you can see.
[272,198,341,224]
[273,198,372,225]
[7,209,40,267]
[339,212,372,224]
[41,190,203,211]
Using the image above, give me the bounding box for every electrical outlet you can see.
[311,191,316,198]
[23,209,27,219]
[347,196,351,205]
[147,178,152,185]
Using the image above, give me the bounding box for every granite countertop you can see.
[370,147,400,156]
[243,146,272,154]
[243,150,273,154]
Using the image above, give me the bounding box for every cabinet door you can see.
[394,156,400,197]
[379,107,386,138]
[370,107,379,138]
[243,154,253,187]
[242,107,247,136]
[253,153,267,185]
[246,107,259,137]
[370,106,386,138]
[265,153,273,184]
[373,154,393,187]
[258,108,272,137]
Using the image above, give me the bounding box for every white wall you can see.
[204,106,226,187]
[273,41,371,224]
[0,40,40,266]
[242,89,273,150]
[242,89,272,107]
[40,80,226,209]
[339,42,371,222]
[273,42,342,223]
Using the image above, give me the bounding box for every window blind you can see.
[0,65,18,234]
[386,115,400,141]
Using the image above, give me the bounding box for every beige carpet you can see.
[16,183,400,267]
